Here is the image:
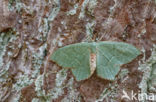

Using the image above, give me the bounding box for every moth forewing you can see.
[90,53,96,75]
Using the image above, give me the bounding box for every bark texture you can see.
[0,0,156,102]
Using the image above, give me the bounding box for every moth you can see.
[50,41,141,81]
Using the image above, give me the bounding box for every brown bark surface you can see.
[0,0,156,102]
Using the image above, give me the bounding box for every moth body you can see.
[90,53,96,75]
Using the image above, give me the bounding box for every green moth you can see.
[51,41,141,81]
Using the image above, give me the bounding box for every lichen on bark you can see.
[139,45,156,101]
[0,0,156,101]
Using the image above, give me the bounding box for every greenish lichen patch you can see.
[0,29,18,101]
[34,74,52,102]
[32,98,40,102]
[11,92,21,102]
[79,0,89,19]
[38,0,61,42]
[0,62,11,82]
[149,63,156,92]
[95,83,118,102]
[38,19,50,41]
[49,69,68,99]
[85,21,96,41]
[8,0,16,10]
[33,69,68,102]
[9,0,34,14]
[48,0,60,21]
[13,74,33,91]
[61,78,82,102]
[0,30,16,66]
[35,74,45,97]
[67,4,78,16]
[8,0,22,12]
[0,29,17,79]
[139,44,156,101]
[79,0,97,19]
[32,44,47,78]
[87,0,97,15]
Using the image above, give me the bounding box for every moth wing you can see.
[96,41,141,80]
[51,43,92,81]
